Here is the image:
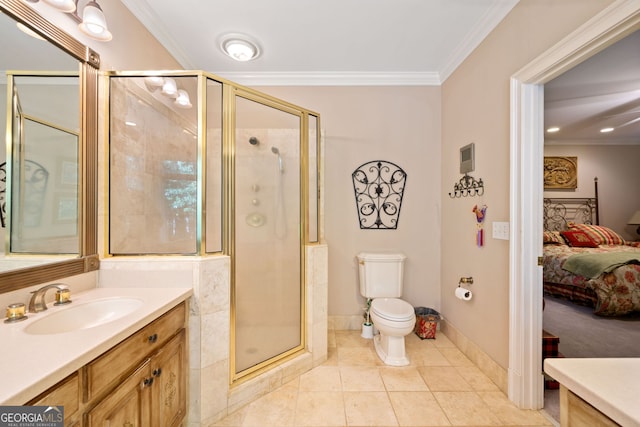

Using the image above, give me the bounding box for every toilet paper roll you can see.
[455,286,472,301]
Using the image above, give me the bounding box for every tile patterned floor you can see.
[211,330,555,427]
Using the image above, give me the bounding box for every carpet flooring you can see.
[543,295,640,358]
[542,295,640,423]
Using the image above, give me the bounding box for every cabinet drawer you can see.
[85,302,186,401]
[28,372,80,422]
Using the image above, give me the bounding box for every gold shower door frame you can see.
[105,70,321,386]
[227,86,311,384]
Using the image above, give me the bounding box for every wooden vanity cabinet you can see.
[86,330,186,427]
[28,372,81,427]
[148,329,187,427]
[560,386,620,427]
[26,302,187,427]
[85,360,151,426]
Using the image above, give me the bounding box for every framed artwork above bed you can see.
[544,156,577,189]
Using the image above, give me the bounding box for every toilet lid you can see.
[371,298,415,321]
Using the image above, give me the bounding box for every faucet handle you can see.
[54,288,72,305]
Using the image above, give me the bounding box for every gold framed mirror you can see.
[0,0,99,293]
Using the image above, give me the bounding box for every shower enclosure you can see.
[107,72,321,383]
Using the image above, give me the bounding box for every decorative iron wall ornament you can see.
[352,160,407,229]
[449,173,484,198]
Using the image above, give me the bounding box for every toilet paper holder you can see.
[459,277,473,285]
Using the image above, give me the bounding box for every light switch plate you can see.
[492,221,510,240]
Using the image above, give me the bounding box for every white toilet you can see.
[357,252,416,366]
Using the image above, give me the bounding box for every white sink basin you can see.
[24,297,144,335]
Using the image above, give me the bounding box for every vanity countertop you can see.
[544,357,640,426]
[0,287,192,405]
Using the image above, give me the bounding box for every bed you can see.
[542,180,640,316]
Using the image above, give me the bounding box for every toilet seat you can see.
[371,298,414,322]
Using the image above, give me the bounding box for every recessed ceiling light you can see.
[546,127,560,133]
[220,33,261,62]
[600,127,614,133]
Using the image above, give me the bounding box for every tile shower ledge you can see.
[544,357,640,426]
[0,287,192,405]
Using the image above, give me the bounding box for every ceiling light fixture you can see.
[546,127,560,133]
[220,33,261,62]
[78,0,112,41]
[600,127,614,133]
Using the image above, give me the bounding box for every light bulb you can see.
[161,78,178,98]
[78,1,112,41]
[42,0,76,13]
[174,90,192,108]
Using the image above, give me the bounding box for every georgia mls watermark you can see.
[0,406,63,427]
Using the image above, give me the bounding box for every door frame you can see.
[508,0,640,408]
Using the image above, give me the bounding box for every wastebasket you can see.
[414,307,440,339]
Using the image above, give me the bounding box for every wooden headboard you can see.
[543,177,599,231]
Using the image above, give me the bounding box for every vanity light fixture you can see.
[144,76,165,91]
[23,0,113,42]
[23,0,77,12]
[78,0,112,42]
[16,22,46,40]
[41,0,77,12]
[220,33,261,62]
[143,76,193,109]
[174,90,192,108]
[161,78,179,98]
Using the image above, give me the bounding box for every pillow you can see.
[543,230,565,245]
[568,223,625,245]
[560,230,599,248]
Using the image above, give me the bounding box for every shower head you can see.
[249,136,259,146]
[271,146,284,173]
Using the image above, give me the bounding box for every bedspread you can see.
[543,244,640,315]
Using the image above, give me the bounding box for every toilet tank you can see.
[357,252,406,298]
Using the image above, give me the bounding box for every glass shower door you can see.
[233,94,302,376]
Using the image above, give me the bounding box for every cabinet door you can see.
[150,329,186,427]
[28,372,80,425]
[86,360,152,427]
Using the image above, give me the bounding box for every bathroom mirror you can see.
[0,0,99,293]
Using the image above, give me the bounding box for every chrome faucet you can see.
[28,283,71,313]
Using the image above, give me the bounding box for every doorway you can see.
[509,1,640,409]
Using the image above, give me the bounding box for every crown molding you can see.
[439,0,520,82]
[210,71,441,86]
[121,0,518,86]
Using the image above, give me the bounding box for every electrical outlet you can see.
[492,221,510,240]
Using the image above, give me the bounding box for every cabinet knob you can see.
[148,333,158,343]
[153,368,162,377]
[143,377,154,387]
